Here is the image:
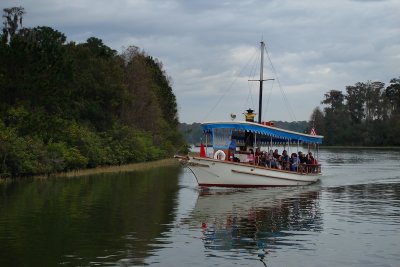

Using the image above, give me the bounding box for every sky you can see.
[1,0,399,123]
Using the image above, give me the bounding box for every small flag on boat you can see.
[200,143,206,157]
[310,127,317,136]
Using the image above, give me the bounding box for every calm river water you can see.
[0,148,399,266]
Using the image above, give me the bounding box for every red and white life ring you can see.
[213,150,226,160]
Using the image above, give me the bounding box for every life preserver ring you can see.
[213,150,226,160]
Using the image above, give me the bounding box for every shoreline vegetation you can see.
[0,7,187,178]
[0,156,184,180]
[42,158,179,179]
[0,158,178,183]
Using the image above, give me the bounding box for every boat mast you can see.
[250,41,273,124]
[258,41,265,124]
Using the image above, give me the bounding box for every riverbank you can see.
[52,158,180,178]
[0,158,180,183]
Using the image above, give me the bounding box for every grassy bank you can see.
[27,158,180,179]
[58,158,179,178]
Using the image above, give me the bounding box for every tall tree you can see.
[345,83,366,124]
[365,81,385,121]
[385,77,400,115]
[320,90,350,145]
[309,107,325,136]
[2,6,24,44]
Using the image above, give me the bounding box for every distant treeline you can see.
[181,77,400,147]
[312,78,400,146]
[0,7,186,177]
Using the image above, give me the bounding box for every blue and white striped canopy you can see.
[202,121,323,144]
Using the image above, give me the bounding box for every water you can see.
[0,149,399,266]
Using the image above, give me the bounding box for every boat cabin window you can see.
[212,128,232,149]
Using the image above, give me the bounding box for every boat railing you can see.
[192,152,322,174]
[252,157,321,174]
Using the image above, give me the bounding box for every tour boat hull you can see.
[185,156,320,187]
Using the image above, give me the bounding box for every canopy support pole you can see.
[205,132,208,157]
[254,133,257,165]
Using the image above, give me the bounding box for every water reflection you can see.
[0,166,182,267]
[186,186,322,263]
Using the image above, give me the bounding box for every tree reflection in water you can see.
[189,186,322,264]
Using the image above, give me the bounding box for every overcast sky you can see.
[2,0,399,123]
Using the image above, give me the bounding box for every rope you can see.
[200,46,259,123]
[264,45,297,121]
[245,51,260,111]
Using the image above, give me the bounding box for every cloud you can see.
[1,0,399,123]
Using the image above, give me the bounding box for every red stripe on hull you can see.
[198,183,295,188]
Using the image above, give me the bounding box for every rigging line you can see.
[264,46,297,121]
[246,51,260,111]
[201,46,259,123]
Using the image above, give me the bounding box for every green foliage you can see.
[179,123,204,145]
[0,7,185,177]
[273,121,309,133]
[315,78,400,146]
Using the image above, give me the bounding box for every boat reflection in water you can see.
[188,186,322,264]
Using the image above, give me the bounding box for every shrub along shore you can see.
[0,7,187,178]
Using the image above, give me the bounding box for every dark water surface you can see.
[0,149,399,266]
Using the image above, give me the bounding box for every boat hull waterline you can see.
[184,157,320,187]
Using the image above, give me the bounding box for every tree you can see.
[321,89,345,112]
[2,6,25,44]
[320,90,350,145]
[309,107,325,136]
[385,77,400,115]
[365,81,385,121]
[345,83,366,124]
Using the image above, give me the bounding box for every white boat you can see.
[177,42,323,187]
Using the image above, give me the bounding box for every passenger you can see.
[298,151,307,164]
[307,152,318,172]
[259,151,267,166]
[273,149,280,160]
[290,153,299,172]
[247,149,255,163]
[307,152,317,164]
[265,150,275,168]
[281,150,290,170]
[255,148,262,164]
[298,151,307,173]
[271,149,281,169]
